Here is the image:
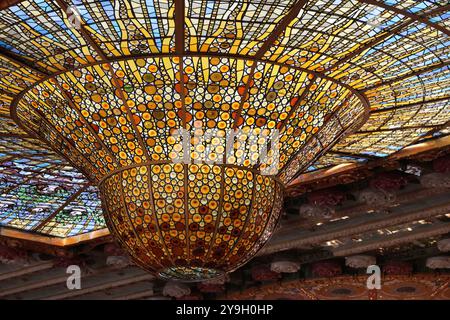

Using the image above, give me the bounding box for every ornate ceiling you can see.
[0,0,449,295]
[0,0,448,242]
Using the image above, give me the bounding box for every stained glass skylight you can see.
[0,0,448,281]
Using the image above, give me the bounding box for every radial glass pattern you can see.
[13,54,366,280]
[1,0,448,281]
[100,163,283,280]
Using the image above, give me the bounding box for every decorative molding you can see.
[259,202,450,256]
[0,227,110,248]
[282,187,449,231]
[333,222,450,256]
[345,255,376,269]
[223,274,450,300]
[426,256,450,269]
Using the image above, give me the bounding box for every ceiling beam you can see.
[0,264,125,299]
[283,188,449,234]
[254,0,308,60]
[174,0,185,55]
[173,0,189,133]
[258,200,450,256]
[113,289,155,300]
[52,0,108,61]
[328,150,379,161]
[0,273,71,298]
[394,119,450,156]
[382,245,442,262]
[332,221,450,256]
[0,261,54,282]
[419,119,450,139]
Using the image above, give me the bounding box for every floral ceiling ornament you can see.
[176,292,204,300]
[104,243,126,256]
[201,274,230,286]
[104,243,132,267]
[306,188,346,207]
[437,239,450,252]
[425,256,450,269]
[357,188,396,207]
[359,171,409,207]
[299,203,336,220]
[345,255,376,269]
[270,260,301,273]
[418,155,450,188]
[196,274,229,293]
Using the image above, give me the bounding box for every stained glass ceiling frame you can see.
[0,0,448,245]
